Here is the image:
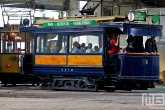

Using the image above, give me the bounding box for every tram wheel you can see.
[79,80,87,89]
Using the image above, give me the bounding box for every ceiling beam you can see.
[1,0,66,10]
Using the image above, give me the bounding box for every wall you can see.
[102,3,141,16]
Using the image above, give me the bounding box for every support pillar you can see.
[68,0,79,16]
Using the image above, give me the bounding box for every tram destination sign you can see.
[128,12,146,21]
[43,20,98,27]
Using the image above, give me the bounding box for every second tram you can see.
[19,15,163,91]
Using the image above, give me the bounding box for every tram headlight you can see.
[6,64,10,68]
[23,18,30,26]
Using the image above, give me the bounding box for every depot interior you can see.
[0,0,165,82]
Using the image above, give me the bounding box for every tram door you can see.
[104,28,120,74]
[19,31,34,76]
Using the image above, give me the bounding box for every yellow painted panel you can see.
[68,55,102,66]
[35,55,66,65]
[0,54,20,73]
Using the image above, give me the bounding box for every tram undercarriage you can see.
[37,74,154,92]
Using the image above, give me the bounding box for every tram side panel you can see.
[34,54,104,76]
[34,54,105,91]
[0,53,20,84]
[146,55,159,81]
[118,54,160,89]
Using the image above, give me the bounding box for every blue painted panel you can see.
[118,54,160,81]
[123,28,162,36]
[146,55,159,77]
[119,54,146,76]
[130,55,146,77]
[34,66,105,76]
[118,55,130,76]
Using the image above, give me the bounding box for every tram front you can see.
[0,24,34,85]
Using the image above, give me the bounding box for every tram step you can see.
[110,80,117,82]
[109,77,118,79]
[104,86,115,88]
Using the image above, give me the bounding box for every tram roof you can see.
[19,23,163,37]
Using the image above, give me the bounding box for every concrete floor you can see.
[0,84,164,110]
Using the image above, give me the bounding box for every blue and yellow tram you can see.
[18,16,163,91]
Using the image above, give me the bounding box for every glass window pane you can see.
[36,34,67,53]
[69,33,103,53]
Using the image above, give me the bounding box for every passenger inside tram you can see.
[99,44,102,53]
[86,43,93,53]
[78,43,85,53]
[145,36,159,55]
[71,41,79,53]
[51,42,61,53]
[108,33,120,74]
[125,35,160,54]
[59,45,67,53]
[134,36,145,53]
[43,41,51,53]
[93,46,99,52]
[126,35,134,52]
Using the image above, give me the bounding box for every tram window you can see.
[0,32,33,53]
[1,32,21,53]
[120,34,128,49]
[36,34,67,53]
[16,42,25,53]
[69,33,103,53]
[20,31,35,53]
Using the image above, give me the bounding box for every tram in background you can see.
[0,24,34,85]
[18,14,163,92]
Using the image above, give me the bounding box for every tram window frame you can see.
[35,33,67,54]
[0,32,26,53]
[68,32,103,54]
